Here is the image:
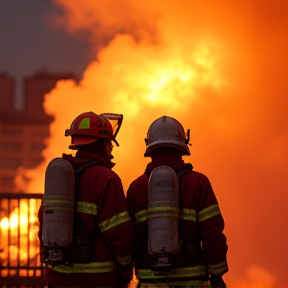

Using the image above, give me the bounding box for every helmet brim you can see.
[144,141,190,157]
[69,136,98,149]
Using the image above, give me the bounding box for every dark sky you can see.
[0,0,90,108]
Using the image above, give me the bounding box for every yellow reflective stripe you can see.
[135,208,197,223]
[43,199,74,211]
[148,206,179,219]
[115,252,133,266]
[76,201,97,215]
[98,211,131,232]
[136,265,207,280]
[198,204,221,222]
[135,209,148,224]
[135,205,219,224]
[180,208,196,222]
[140,280,210,288]
[52,261,116,274]
[207,260,228,275]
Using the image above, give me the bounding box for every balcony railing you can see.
[0,193,45,287]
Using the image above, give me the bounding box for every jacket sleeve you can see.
[197,175,229,277]
[97,175,135,282]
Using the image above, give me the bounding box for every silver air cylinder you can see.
[148,165,179,255]
[42,158,75,248]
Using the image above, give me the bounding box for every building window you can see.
[1,142,23,151]
[0,176,14,188]
[28,157,43,167]
[29,130,49,137]
[1,128,23,135]
[0,158,22,169]
[30,143,45,151]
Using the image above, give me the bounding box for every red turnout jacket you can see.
[38,149,135,287]
[127,154,228,284]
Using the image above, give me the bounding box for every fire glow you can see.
[15,35,223,193]
[0,197,42,277]
[9,0,288,287]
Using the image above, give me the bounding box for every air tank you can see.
[148,165,180,256]
[42,158,75,248]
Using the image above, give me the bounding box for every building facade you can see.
[0,72,75,193]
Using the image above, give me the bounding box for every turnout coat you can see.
[38,149,135,287]
[127,154,228,284]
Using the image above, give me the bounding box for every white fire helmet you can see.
[144,116,191,157]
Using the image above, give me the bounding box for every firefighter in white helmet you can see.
[38,111,135,288]
[127,116,228,288]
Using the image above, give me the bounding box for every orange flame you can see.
[0,199,41,277]
[14,0,288,287]
[15,33,224,193]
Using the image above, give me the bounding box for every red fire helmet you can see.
[65,112,123,150]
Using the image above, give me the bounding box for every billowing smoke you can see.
[17,0,288,287]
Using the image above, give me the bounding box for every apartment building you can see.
[0,72,75,193]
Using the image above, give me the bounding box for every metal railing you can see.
[0,193,45,287]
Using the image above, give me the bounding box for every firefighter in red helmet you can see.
[38,112,135,288]
[127,116,228,288]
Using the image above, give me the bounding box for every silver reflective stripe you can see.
[198,204,221,222]
[52,261,116,274]
[76,201,97,215]
[207,260,228,275]
[136,265,207,279]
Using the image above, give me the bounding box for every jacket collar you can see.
[63,149,115,169]
[145,154,189,176]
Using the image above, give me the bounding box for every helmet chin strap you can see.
[103,140,114,159]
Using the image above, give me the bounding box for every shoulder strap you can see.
[73,160,105,176]
[176,163,193,179]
